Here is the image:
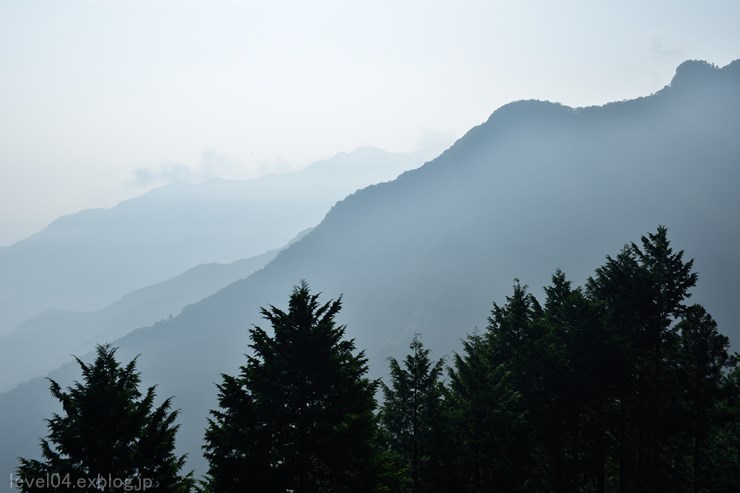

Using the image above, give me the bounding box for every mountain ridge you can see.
[0,147,436,336]
[0,246,278,393]
[0,59,738,490]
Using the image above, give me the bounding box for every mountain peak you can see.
[671,59,719,86]
[668,58,740,92]
[485,99,572,125]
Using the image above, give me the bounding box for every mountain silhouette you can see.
[1,59,738,489]
[0,229,312,393]
[0,147,432,336]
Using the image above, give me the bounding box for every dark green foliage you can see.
[534,271,607,492]
[23,227,734,492]
[373,230,736,493]
[16,344,193,493]
[446,227,739,492]
[196,228,738,492]
[672,305,736,492]
[584,226,700,491]
[203,281,396,493]
[380,335,448,493]
[487,279,543,385]
[446,332,533,492]
[705,365,740,493]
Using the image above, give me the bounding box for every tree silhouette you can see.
[203,281,395,492]
[673,305,734,491]
[16,344,193,493]
[446,332,533,492]
[380,334,448,493]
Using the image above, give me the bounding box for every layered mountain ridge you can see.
[0,229,312,392]
[0,147,434,336]
[0,59,738,490]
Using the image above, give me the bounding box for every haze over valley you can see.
[2,1,740,491]
[1,59,740,491]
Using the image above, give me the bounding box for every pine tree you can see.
[585,227,703,491]
[672,305,734,492]
[536,270,603,492]
[628,227,696,489]
[446,332,532,493]
[380,334,448,493]
[203,281,395,493]
[487,279,543,384]
[705,364,740,493]
[486,280,553,487]
[16,344,193,493]
[553,272,622,492]
[585,245,640,491]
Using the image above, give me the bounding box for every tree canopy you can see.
[203,281,397,493]
[16,344,193,493]
[19,227,740,492]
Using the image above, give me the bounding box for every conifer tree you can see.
[632,227,698,489]
[586,226,702,491]
[380,335,448,493]
[487,280,543,384]
[16,344,193,493]
[203,281,395,493]
[537,270,603,492]
[705,364,740,493]
[446,333,532,493]
[486,280,554,486]
[672,305,735,491]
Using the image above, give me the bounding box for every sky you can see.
[0,0,739,246]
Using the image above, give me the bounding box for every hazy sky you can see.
[1,0,739,246]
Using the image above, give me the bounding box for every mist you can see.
[1,1,740,491]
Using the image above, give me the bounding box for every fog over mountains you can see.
[0,230,315,393]
[0,146,433,337]
[1,59,739,488]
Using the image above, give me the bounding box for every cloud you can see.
[132,162,194,186]
[644,39,687,84]
[131,148,246,186]
[254,158,292,176]
[648,39,685,63]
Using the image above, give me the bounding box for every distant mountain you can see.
[0,147,435,336]
[1,59,739,489]
[0,229,310,393]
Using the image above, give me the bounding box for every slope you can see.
[1,60,739,489]
[0,243,289,393]
[0,147,434,336]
